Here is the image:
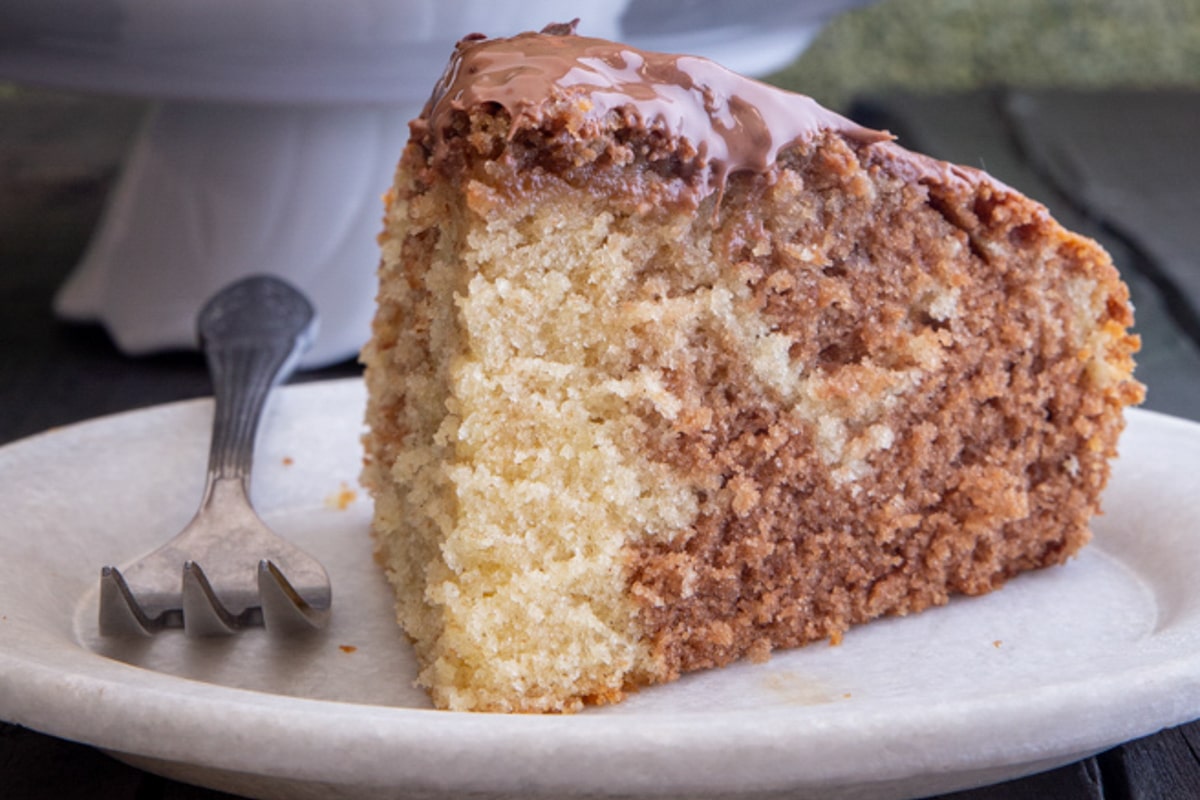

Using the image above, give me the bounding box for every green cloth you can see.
[769,0,1200,110]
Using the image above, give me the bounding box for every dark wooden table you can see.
[1,87,1198,799]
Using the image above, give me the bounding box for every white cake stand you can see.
[0,0,851,366]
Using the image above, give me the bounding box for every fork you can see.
[99,275,332,636]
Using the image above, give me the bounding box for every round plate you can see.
[1,379,1198,799]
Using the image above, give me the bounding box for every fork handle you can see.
[197,275,317,486]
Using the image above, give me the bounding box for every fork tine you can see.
[181,562,239,636]
[258,560,331,633]
[98,566,156,637]
[99,277,329,639]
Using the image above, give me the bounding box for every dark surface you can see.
[1,88,1198,799]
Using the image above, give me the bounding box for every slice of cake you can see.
[361,23,1143,713]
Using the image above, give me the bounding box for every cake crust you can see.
[361,24,1142,712]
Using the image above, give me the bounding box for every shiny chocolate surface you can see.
[421,23,891,193]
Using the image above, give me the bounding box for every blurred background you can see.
[4,0,1199,387]
[3,0,1198,443]
[771,0,1200,110]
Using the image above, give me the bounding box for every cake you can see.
[360,23,1143,713]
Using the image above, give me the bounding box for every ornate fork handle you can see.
[199,275,317,490]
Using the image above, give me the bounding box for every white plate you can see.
[1,379,1198,800]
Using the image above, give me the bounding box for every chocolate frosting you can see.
[421,23,892,196]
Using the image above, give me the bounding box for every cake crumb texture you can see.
[626,137,1141,679]
[360,30,1142,713]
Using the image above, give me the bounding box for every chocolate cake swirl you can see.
[363,23,1142,713]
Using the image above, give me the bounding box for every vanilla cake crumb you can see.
[360,26,1143,713]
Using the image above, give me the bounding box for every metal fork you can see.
[99,275,332,636]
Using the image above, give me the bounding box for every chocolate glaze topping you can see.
[421,23,892,196]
